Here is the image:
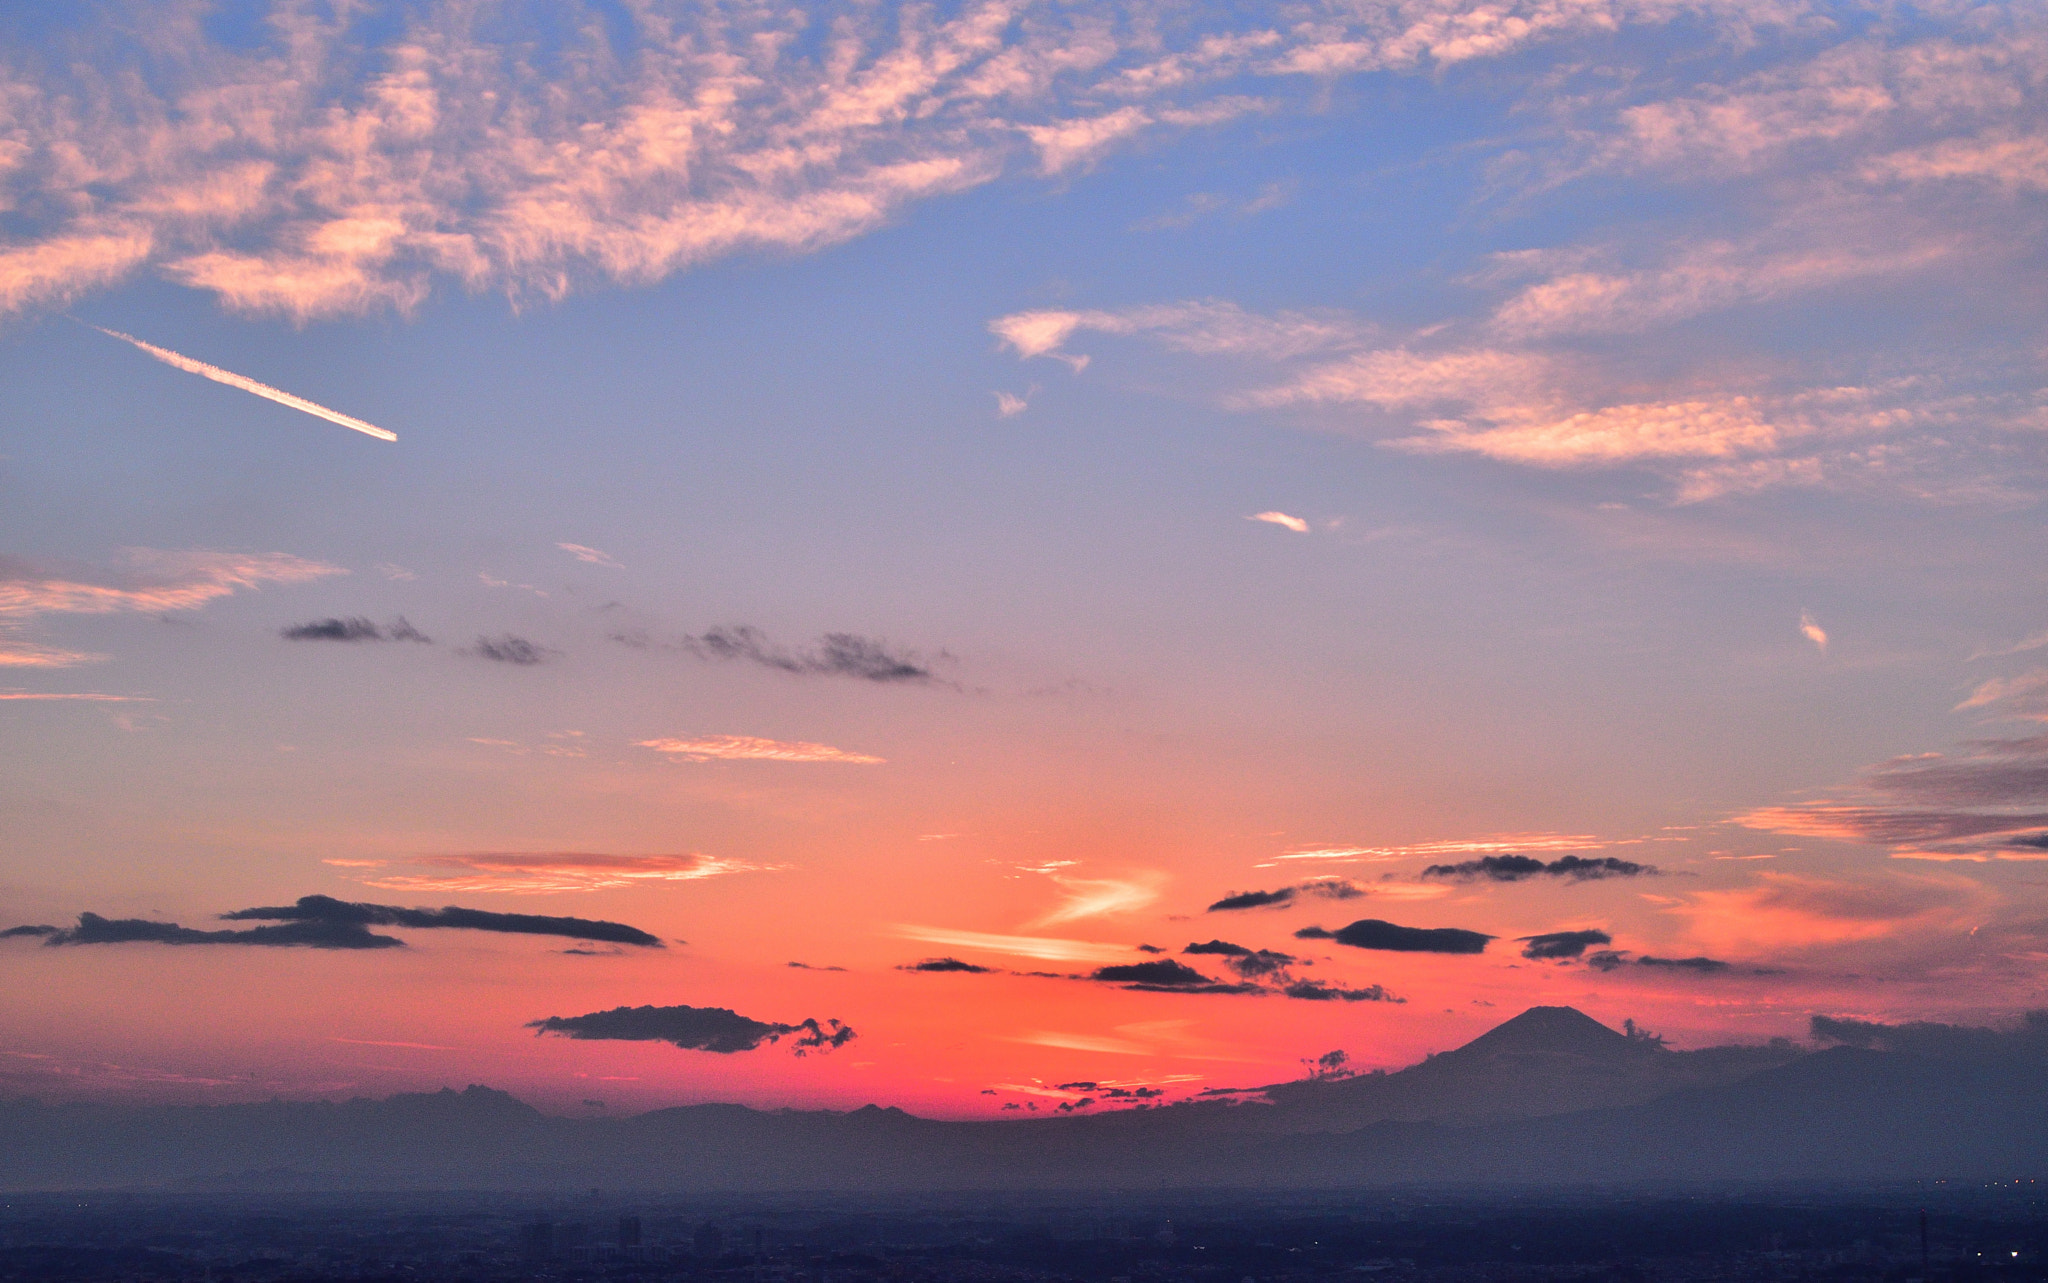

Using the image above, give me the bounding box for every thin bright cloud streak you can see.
[557,543,622,569]
[637,735,885,764]
[329,852,761,894]
[891,925,1132,963]
[88,326,397,441]
[0,692,152,701]
[1801,611,1829,652]
[1004,1031,1151,1056]
[1249,511,1309,533]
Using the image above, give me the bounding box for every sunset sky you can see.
[3,0,2047,1120]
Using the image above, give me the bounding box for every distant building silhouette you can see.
[694,1222,723,1256]
[519,1221,553,1259]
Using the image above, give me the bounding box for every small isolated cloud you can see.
[467,634,556,665]
[335,852,756,895]
[898,957,994,973]
[995,391,1028,417]
[787,961,846,971]
[1209,888,1295,911]
[1801,610,1828,652]
[220,894,663,947]
[1282,979,1401,1002]
[0,925,60,938]
[281,616,431,643]
[1586,950,1630,972]
[1421,854,1657,882]
[527,1004,854,1056]
[1637,954,1732,973]
[673,624,936,684]
[558,543,623,569]
[1183,939,1252,956]
[637,734,884,764]
[1518,928,1613,960]
[1295,918,1493,954]
[1249,511,1310,533]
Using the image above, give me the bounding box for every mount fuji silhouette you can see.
[5,1007,2043,1190]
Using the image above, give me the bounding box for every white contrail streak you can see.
[88,324,397,442]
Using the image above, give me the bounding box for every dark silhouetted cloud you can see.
[1207,878,1368,912]
[1208,888,1294,911]
[1586,949,1630,971]
[1637,954,1730,972]
[42,912,402,949]
[1518,929,1613,960]
[220,894,662,947]
[1282,979,1401,1002]
[1299,878,1367,900]
[1088,959,1261,994]
[1295,918,1493,954]
[282,616,379,641]
[0,924,58,938]
[673,624,935,683]
[1183,939,1252,956]
[468,634,555,664]
[281,616,432,643]
[527,1003,855,1055]
[787,961,847,971]
[1811,1011,2048,1060]
[1421,854,1657,882]
[1135,943,1167,954]
[898,956,994,973]
[1226,949,1297,980]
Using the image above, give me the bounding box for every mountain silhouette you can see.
[4,1008,2041,1190]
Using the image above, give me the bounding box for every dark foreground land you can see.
[1,1187,2042,1283]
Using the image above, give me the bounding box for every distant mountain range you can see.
[5,1007,2044,1190]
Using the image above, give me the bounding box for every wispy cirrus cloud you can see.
[0,548,344,667]
[1740,735,2048,860]
[327,851,761,894]
[1030,871,1166,926]
[638,734,885,764]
